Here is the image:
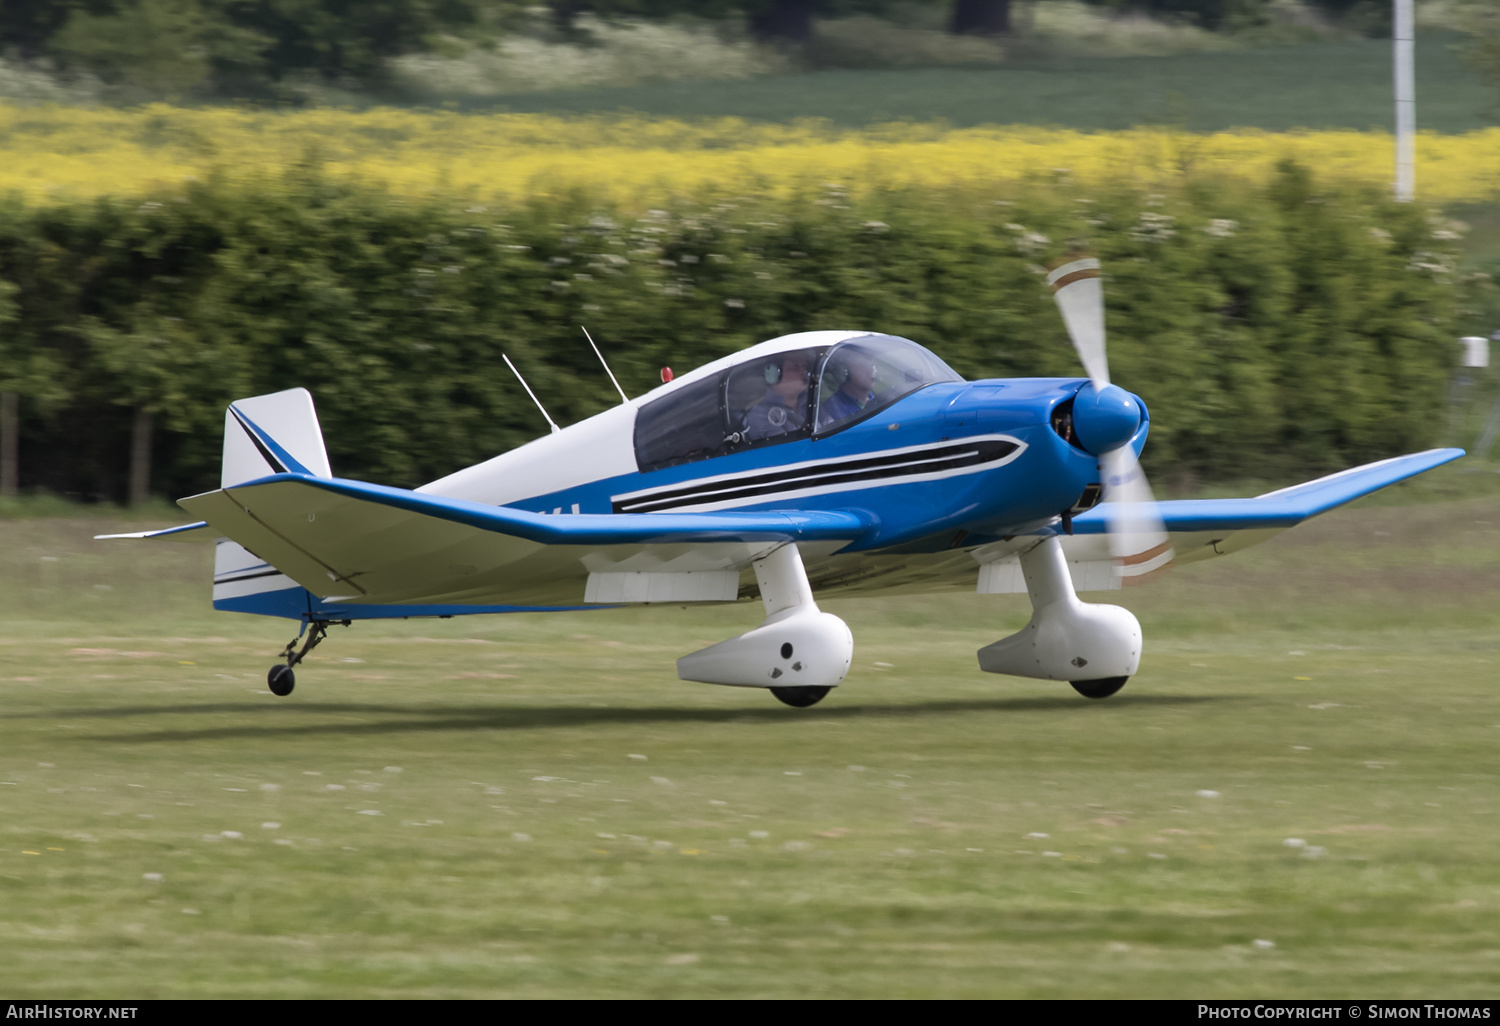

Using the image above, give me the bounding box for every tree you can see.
[1453,0,1500,96]
[0,278,17,498]
[0,0,91,59]
[50,0,218,95]
[46,0,496,91]
[78,315,200,505]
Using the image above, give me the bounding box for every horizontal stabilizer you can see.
[95,521,210,542]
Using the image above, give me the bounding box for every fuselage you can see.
[420,332,1147,594]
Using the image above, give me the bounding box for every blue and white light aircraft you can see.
[101,259,1463,706]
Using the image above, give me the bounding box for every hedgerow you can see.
[0,161,1462,502]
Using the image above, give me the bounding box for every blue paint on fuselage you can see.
[215,583,594,622]
[511,377,1149,553]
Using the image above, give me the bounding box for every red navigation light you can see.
[661,367,674,383]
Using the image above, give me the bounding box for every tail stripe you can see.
[228,406,311,477]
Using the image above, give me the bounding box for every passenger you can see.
[817,346,880,429]
[743,351,811,440]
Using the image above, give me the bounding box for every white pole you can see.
[1394,0,1415,201]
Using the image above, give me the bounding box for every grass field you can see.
[492,33,1495,133]
[1,460,1497,998]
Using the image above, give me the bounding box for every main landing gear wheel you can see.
[771,686,831,708]
[1070,676,1128,699]
[267,665,296,696]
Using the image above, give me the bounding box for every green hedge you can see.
[0,161,1464,503]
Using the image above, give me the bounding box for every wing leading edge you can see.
[1069,447,1465,566]
[177,473,876,608]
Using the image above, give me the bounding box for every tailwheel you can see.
[771,686,831,708]
[1070,676,1128,699]
[267,618,351,697]
[267,665,296,696]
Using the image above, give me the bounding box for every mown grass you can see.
[2,459,1498,997]
[491,32,1494,133]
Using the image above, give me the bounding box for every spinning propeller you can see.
[1046,257,1174,583]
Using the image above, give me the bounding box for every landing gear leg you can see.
[267,619,350,696]
[676,543,852,704]
[977,536,1141,695]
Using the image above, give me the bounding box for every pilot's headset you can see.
[764,360,782,385]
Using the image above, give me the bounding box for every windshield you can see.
[814,335,962,434]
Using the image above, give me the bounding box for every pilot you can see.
[816,345,879,429]
[743,351,811,441]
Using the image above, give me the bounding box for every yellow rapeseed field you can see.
[3,102,1498,206]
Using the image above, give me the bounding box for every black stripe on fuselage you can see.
[612,438,1019,514]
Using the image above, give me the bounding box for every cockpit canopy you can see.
[634,334,963,473]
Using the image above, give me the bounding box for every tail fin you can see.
[209,388,331,619]
[223,388,331,487]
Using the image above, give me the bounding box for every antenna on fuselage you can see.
[582,326,630,405]
[502,353,561,435]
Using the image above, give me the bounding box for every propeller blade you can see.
[1100,446,1173,584]
[1047,257,1109,390]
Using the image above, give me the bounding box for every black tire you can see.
[1070,676,1127,699]
[268,665,296,696]
[770,685,831,708]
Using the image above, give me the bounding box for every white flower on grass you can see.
[649,776,672,786]
[1283,838,1307,849]
[783,841,810,852]
[1148,852,1167,859]
[357,810,382,816]
[142,873,163,882]
[748,830,769,839]
[220,831,243,840]
[511,832,532,842]
[383,766,402,774]
[1253,939,1276,950]
[261,822,280,830]
[259,783,280,793]
[1196,790,1221,799]
[627,754,647,761]
[1042,851,1062,858]
[653,840,674,850]
[1130,211,1177,243]
[1025,832,1050,839]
